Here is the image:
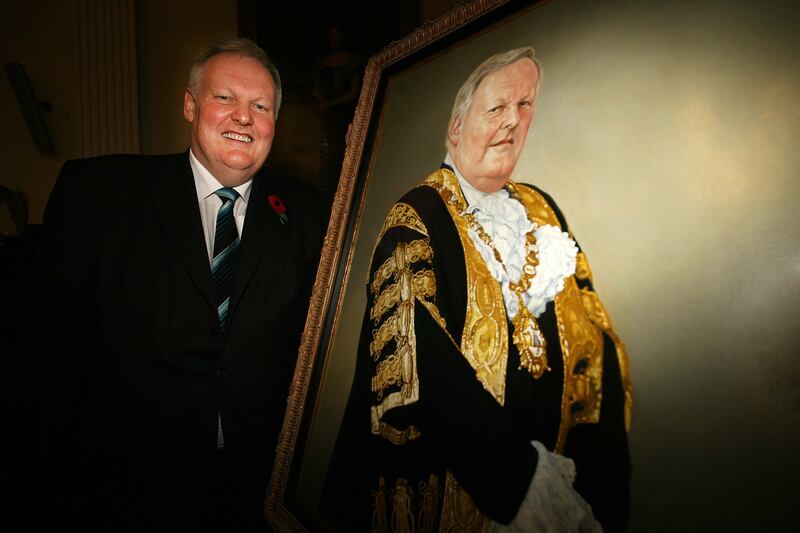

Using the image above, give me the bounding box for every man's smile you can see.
[222,132,253,143]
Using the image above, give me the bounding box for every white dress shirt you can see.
[188,149,254,449]
[189,149,253,262]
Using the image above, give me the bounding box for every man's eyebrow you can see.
[486,97,508,108]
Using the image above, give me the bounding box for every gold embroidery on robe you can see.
[438,471,490,533]
[425,169,509,404]
[370,295,419,434]
[372,270,436,324]
[376,422,421,445]
[372,352,404,397]
[391,479,415,533]
[554,276,605,453]
[373,477,388,533]
[371,313,399,360]
[372,239,434,295]
[575,251,593,281]
[580,287,633,431]
[377,203,429,240]
[369,238,437,439]
[418,474,441,533]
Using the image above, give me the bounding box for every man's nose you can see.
[232,103,253,125]
[502,106,520,129]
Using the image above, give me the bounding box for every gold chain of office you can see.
[458,182,550,379]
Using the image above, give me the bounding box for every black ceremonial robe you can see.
[323,167,632,532]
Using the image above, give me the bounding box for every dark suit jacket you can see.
[36,152,325,531]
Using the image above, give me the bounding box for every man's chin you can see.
[220,153,268,172]
[211,158,264,186]
[469,174,509,193]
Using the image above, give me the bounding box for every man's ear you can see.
[448,116,462,148]
[183,90,195,123]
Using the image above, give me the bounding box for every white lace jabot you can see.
[444,154,578,318]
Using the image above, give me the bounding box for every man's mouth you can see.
[490,138,513,147]
[222,132,253,143]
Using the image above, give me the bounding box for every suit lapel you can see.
[152,153,216,311]
[228,169,290,321]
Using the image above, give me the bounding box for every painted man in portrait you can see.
[323,47,632,532]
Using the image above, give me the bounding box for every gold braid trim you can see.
[371,312,399,360]
[412,270,436,299]
[575,251,593,281]
[373,255,398,295]
[371,239,433,295]
[372,270,436,324]
[376,422,421,445]
[372,351,404,395]
[580,287,633,431]
[375,202,428,249]
[372,282,402,324]
[369,238,436,440]
[553,276,605,453]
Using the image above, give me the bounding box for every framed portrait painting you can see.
[265,0,800,530]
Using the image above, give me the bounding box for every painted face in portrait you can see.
[183,53,277,187]
[449,58,538,193]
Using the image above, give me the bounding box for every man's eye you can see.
[254,104,267,111]
[520,100,533,109]
[217,95,232,102]
[487,105,503,114]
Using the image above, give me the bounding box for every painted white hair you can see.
[445,47,541,149]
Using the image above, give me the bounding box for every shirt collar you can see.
[189,149,253,204]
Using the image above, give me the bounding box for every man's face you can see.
[183,53,277,187]
[449,58,538,193]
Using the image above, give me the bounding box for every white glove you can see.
[491,441,602,533]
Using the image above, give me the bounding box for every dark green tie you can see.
[211,187,240,329]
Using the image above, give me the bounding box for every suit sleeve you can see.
[34,160,99,521]
[36,160,94,422]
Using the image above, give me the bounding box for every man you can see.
[37,38,325,531]
[323,48,632,531]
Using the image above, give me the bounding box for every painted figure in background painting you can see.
[312,23,364,201]
[36,38,325,531]
[323,48,632,532]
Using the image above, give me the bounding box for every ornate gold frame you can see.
[264,1,546,530]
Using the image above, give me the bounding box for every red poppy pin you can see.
[268,194,288,224]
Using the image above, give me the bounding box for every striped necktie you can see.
[212,187,240,329]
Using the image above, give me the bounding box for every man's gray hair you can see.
[187,37,282,117]
[446,47,540,148]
